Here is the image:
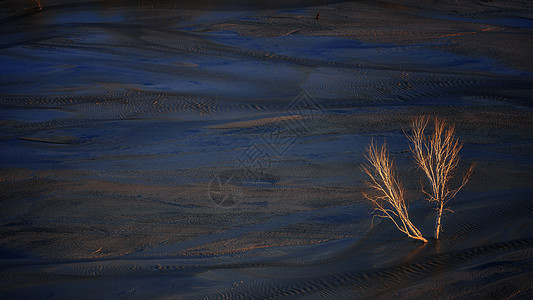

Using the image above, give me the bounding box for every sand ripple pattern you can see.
[12,238,527,278]
[303,69,533,106]
[197,238,533,299]
[6,237,527,297]
[0,90,289,140]
[2,194,530,298]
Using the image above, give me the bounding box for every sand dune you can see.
[1,0,532,299]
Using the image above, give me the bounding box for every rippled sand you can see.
[1,0,532,299]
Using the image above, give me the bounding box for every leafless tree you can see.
[406,116,475,239]
[362,141,428,243]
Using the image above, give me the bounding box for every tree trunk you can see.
[434,205,443,239]
[414,235,428,243]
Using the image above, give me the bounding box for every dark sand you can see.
[1,0,532,299]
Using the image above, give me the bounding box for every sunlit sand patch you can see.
[173,61,200,68]
[18,135,87,145]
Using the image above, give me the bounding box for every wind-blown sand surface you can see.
[1,0,532,298]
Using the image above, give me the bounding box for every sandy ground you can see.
[1,0,532,299]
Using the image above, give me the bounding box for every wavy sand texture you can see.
[1,0,532,299]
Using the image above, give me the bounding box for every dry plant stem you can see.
[406,116,475,240]
[363,141,428,243]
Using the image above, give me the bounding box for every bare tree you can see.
[362,140,428,243]
[406,116,475,239]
